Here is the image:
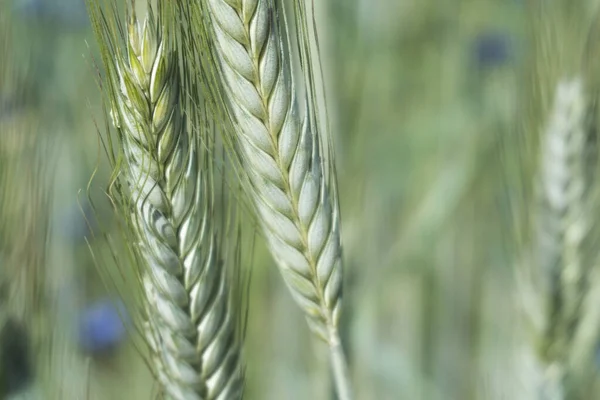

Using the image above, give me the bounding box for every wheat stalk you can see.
[203,0,350,398]
[88,4,243,399]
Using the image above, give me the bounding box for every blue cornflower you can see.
[78,298,128,355]
[13,0,89,29]
[472,31,513,69]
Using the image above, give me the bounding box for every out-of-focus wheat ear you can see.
[202,0,351,398]
[87,1,245,398]
[529,77,590,398]
[539,78,587,339]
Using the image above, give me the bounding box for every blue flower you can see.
[472,32,513,69]
[13,0,89,29]
[78,298,128,355]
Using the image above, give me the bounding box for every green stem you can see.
[329,330,353,400]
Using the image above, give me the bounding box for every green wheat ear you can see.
[499,3,600,397]
[87,1,247,398]
[181,0,352,398]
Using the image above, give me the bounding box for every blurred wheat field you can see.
[3,0,600,399]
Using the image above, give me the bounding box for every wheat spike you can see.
[207,0,342,345]
[538,77,586,355]
[208,0,342,343]
[531,77,589,398]
[204,0,350,397]
[90,5,243,399]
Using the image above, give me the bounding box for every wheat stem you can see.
[204,0,350,397]
[329,333,352,400]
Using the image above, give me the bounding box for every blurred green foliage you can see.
[4,0,600,399]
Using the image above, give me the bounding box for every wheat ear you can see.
[533,77,588,398]
[90,6,243,399]
[204,0,350,398]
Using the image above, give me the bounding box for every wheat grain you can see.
[204,0,350,398]
[90,6,243,399]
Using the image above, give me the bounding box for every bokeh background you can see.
[3,0,600,399]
